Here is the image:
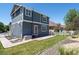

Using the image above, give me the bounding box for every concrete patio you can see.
[0,35,55,48]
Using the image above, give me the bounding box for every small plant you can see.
[72,35,78,38]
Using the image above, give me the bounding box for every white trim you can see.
[11,6,21,15]
[34,25,38,35]
[42,15,47,23]
[23,20,32,23]
[25,9,32,17]
[33,21,48,25]
[11,19,48,25]
[21,10,23,38]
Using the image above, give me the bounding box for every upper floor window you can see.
[41,25,47,32]
[42,15,47,23]
[25,9,32,17]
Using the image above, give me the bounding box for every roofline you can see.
[11,4,49,18]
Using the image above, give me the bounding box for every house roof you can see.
[11,4,21,15]
[49,20,65,28]
[11,4,49,17]
[49,21,57,26]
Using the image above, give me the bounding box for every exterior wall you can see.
[11,5,49,38]
[23,8,49,37]
[12,13,23,23]
[32,10,49,37]
[32,11,41,22]
[11,22,22,38]
[41,15,49,24]
[23,8,32,21]
[22,22,32,36]
[39,25,49,37]
[11,8,23,38]
[32,23,49,37]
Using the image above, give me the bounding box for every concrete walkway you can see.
[0,35,55,48]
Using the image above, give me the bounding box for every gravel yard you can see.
[40,36,79,55]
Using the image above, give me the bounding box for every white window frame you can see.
[41,25,47,32]
[42,15,47,23]
[25,9,32,17]
[34,25,38,35]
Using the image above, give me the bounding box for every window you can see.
[25,9,32,17]
[41,25,47,32]
[42,15,47,22]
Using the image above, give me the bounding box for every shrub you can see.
[59,43,79,55]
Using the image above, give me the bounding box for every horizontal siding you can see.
[12,13,23,23]
[41,15,49,24]
[11,22,22,38]
[32,11,41,22]
[23,8,32,21]
[38,25,49,37]
[32,23,49,37]
[22,22,32,36]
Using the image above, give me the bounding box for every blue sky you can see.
[0,3,79,25]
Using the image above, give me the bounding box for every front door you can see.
[34,25,38,36]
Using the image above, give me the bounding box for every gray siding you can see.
[23,8,32,21]
[32,11,41,22]
[39,25,49,37]
[22,22,32,36]
[32,23,49,37]
[11,5,49,38]
[41,15,49,24]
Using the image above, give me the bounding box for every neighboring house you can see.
[49,21,57,30]
[49,21,65,33]
[10,4,49,38]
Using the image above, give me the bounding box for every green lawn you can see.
[0,35,67,55]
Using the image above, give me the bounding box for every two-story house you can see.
[10,4,49,39]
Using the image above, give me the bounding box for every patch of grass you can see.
[0,35,67,55]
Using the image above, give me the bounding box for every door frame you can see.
[33,25,38,35]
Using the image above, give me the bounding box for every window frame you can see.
[42,15,47,23]
[25,9,32,17]
[41,25,47,32]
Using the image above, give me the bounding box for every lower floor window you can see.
[41,25,47,32]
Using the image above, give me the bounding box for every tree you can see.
[54,23,61,32]
[64,9,79,30]
[0,22,5,32]
[5,25,9,32]
[73,16,79,30]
